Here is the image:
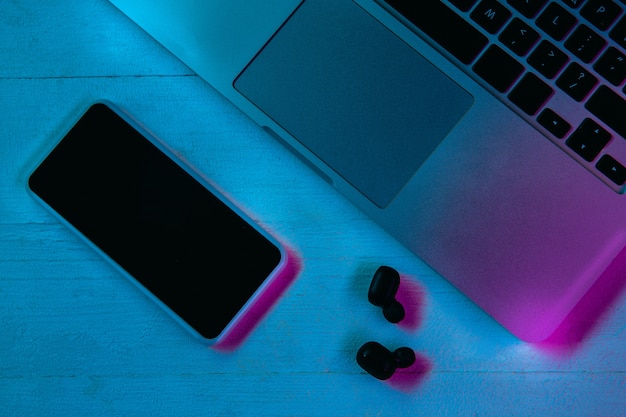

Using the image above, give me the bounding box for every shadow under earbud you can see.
[395,275,426,332]
[366,265,426,331]
[387,350,432,392]
[355,340,432,392]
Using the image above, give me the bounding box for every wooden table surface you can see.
[1,1,625,416]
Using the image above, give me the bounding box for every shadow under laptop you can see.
[535,244,626,355]
[352,245,626,358]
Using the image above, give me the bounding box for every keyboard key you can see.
[471,0,512,34]
[581,0,622,31]
[509,72,554,114]
[538,108,571,138]
[585,85,626,138]
[449,0,479,12]
[499,18,540,55]
[609,15,626,49]
[566,118,612,161]
[594,47,626,85]
[537,3,578,40]
[561,0,585,8]
[596,154,626,185]
[384,0,488,64]
[528,40,569,78]
[557,62,598,101]
[473,45,524,92]
[565,24,607,63]
[507,0,549,18]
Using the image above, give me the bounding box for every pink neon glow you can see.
[387,352,432,392]
[389,274,432,391]
[396,275,426,332]
[536,244,626,353]
[213,248,302,351]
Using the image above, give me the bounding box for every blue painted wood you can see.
[1,1,625,416]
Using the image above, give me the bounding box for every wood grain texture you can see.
[1,1,625,416]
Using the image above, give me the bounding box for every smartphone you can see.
[28,102,290,345]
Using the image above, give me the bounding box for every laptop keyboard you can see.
[383,0,626,189]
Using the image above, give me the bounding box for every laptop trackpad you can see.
[235,0,473,207]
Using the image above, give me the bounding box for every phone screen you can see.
[28,103,284,341]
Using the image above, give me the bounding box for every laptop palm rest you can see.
[234,0,473,207]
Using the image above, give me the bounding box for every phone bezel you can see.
[26,101,289,345]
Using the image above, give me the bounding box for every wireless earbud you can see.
[368,266,405,323]
[356,341,416,380]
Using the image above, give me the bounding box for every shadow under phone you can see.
[28,102,295,345]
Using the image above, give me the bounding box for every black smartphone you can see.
[28,102,290,345]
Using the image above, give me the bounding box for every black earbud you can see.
[368,266,405,323]
[356,341,416,380]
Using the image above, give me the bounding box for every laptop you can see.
[107,0,626,342]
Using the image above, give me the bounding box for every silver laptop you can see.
[107,0,626,342]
